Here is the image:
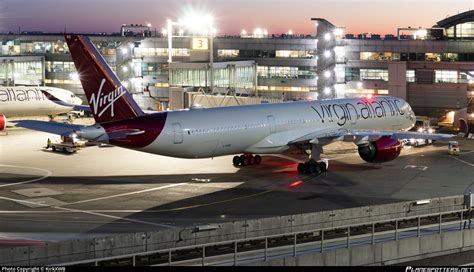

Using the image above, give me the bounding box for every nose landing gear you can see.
[233,154,262,166]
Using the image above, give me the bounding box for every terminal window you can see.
[360,69,388,81]
[406,70,416,82]
[257,66,316,79]
[276,50,313,58]
[134,48,190,57]
[256,85,311,92]
[360,52,396,61]
[447,22,474,38]
[217,50,239,58]
[435,70,458,83]
[45,61,76,73]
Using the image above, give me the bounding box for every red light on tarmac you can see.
[288,180,304,187]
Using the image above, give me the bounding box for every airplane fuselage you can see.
[0,86,81,118]
[101,96,416,159]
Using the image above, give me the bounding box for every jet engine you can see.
[0,114,6,131]
[358,136,402,163]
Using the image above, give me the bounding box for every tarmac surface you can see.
[0,127,473,245]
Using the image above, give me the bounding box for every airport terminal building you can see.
[2,11,474,126]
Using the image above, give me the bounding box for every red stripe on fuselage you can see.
[101,112,167,148]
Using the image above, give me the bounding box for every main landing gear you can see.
[297,143,328,175]
[233,154,262,166]
[297,160,328,175]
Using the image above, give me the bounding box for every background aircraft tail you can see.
[65,34,144,124]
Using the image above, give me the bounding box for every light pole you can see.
[209,27,214,93]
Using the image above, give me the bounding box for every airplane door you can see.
[172,123,183,144]
[267,115,276,133]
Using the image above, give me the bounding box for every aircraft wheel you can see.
[297,163,306,174]
[233,156,240,166]
[249,156,256,165]
[52,146,56,152]
[319,162,327,172]
[240,155,247,166]
[245,156,252,165]
[309,161,321,175]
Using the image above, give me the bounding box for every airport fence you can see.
[0,194,467,266]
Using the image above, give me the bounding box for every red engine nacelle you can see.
[0,114,6,131]
[358,136,402,163]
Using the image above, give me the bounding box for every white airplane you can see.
[14,35,453,175]
[0,86,82,131]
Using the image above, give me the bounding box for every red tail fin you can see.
[65,34,144,124]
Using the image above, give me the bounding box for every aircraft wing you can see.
[41,90,90,112]
[289,129,454,145]
[13,120,144,141]
[13,120,85,136]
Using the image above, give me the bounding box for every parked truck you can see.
[405,116,436,147]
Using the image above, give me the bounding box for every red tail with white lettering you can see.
[65,34,144,124]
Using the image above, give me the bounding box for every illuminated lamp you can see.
[324,33,331,41]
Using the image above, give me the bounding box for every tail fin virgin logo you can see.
[89,79,126,117]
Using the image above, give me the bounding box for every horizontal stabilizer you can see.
[13,120,84,136]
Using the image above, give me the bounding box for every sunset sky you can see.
[0,0,473,35]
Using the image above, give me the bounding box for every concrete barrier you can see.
[332,206,371,227]
[147,229,186,251]
[94,233,146,259]
[349,244,378,266]
[398,237,421,260]
[1,194,468,266]
[194,221,246,244]
[245,216,293,237]
[29,239,94,266]
[292,210,335,232]
[0,246,29,266]
[250,229,474,266]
